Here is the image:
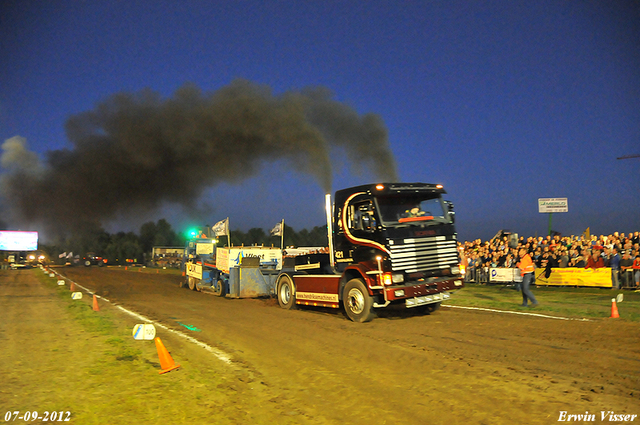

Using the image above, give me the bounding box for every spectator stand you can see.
[461,231,640,290]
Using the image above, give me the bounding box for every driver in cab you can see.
[404,206,426,218]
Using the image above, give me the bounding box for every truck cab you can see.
[334,183,458,272]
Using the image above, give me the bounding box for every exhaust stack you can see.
[325,193,335,268]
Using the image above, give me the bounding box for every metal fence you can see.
[620,269,638,289]
[464,267,489,284]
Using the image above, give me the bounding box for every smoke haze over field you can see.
[0,80,398,237]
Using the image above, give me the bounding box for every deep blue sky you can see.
[1,1,639,242]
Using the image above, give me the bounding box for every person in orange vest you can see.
[517,248,539,307]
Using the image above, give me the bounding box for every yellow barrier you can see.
[534,268,612,288]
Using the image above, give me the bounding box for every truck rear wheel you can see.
[215,279,226,297]
[343,278,375,323]
[276,275,297,310]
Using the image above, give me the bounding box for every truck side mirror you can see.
[354,205,376,232]
[361,214,375,232]
[445,200,455,223]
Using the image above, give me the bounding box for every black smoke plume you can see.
[0,80,398,236]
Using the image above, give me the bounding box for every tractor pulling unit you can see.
[275,182,464,322]
[182,239,282,298]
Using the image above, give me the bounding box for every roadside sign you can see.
[186,261,203,279]
[489,268,523,283]
[132,324,156,340]
[538,198,568,213]
[57,280,65,286]
[71,292,83,300]
[196,242,214,255]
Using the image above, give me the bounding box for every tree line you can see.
[38,219,328,265]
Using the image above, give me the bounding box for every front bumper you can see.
[405,291,450,308]
[380,276,463,303]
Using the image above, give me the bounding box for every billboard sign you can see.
[490,268,523,283]
[538,198,568,213]
[216,247,282,273]
[0,231,38,251]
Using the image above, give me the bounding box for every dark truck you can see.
[275,183,464,322]
[82,252,107,267]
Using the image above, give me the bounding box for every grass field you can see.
[445,282,640,321]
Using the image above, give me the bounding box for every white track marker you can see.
[443,304,591,321]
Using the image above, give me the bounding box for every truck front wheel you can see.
[343,279,375,323]
[276,275,297,310]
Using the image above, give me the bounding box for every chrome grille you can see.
[389,236,458,273]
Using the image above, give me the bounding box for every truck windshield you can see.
[375,195,449,225]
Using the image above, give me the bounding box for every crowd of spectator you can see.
[459,231,640,290]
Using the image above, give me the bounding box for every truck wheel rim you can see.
[280,283,290,303]
[347,288,365,314]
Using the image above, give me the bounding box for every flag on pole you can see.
[212,218,229,236]
[270,221,283,237]
[271,219,285,249]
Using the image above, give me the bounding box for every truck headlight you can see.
[451,266,460,275]
[392,273,404,284]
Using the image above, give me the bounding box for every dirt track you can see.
[50,267,640,424]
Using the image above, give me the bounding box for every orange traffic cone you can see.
[92,295,100,312]
[154,337,181,374]
[610,299,620,318]
[69,281,75,292]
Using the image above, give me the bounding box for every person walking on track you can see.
[517,247,539,307]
